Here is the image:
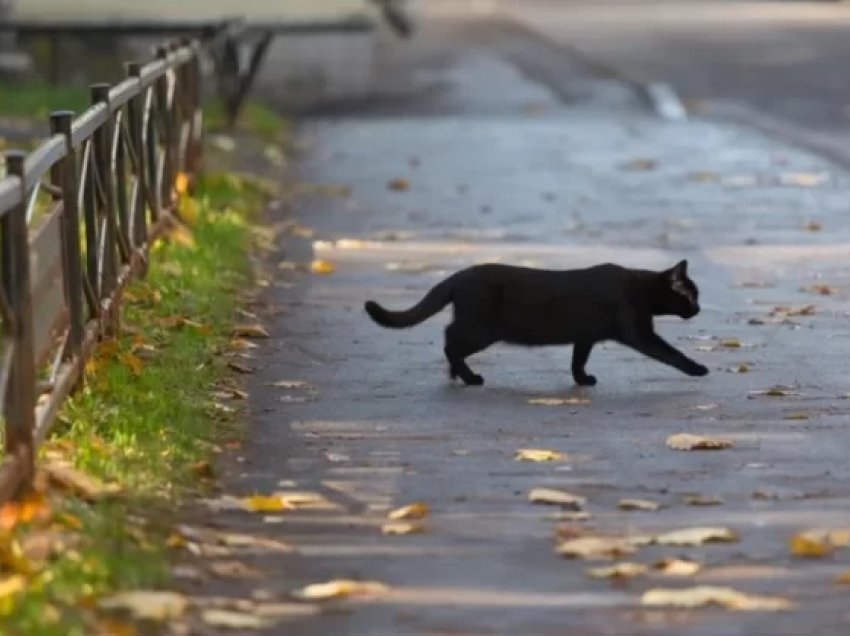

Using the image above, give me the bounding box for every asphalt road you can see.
[185,12,850,636]
[500,0,850,155]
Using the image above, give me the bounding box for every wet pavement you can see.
[201,15,850,636]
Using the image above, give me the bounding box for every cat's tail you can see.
[365,277,454,329]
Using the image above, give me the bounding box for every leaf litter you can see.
[515,449,565,462]
[528,488,585,509]
[641,586,792,611]
[666,434,734,451]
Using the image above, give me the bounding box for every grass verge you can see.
[0,171,272,636]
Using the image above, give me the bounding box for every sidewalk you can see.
[189,17,850,636]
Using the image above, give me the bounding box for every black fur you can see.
[365,260,707,386]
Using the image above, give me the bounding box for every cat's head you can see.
[657,260,700,319]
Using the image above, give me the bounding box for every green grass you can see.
[204,100,289,142]
[0,82,90,120]
[0,172,269,635]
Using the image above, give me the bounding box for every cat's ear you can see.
[669,259,688,282]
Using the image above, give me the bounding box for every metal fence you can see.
[0,38,203,502]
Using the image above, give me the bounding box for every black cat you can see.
[365,260,708,386]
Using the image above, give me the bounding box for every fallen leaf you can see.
[719,338,741,348]
[654,527,737,546]
[527,397,590,406]
[557,536,635,560]
[174,172,189,195]
[0,491,49,531]
[688,171,719,182]
[232,324,270,338]
[618,498,660,511]
[293,579,389,601]
[242,495,289,513]
[98,591,188,621]
[622,158,657,171]
[43,461,117,501]
[515,449,565,462]
[190,460,214,479]
[387,502,428,520]
[228,362,255,374]
[270,380,312,390]
[387,177,410,191]
[209,560,264,579]
[749,386,796,397]
[166,224,195,249]
[641,586,792,611]
[728,363,750,374]
[528,488,585,509]
[655,558,702,576]
[586,562,648,579]
[310,259,335,275]
[837,570,850,584]
[784,412,810,421]
[547,511,593,522]
[229,338,259,351]
[779,172,828,188]
[804,284,837,296]
[666,434,734,451]
[0,575,26,601]
[681,494,724,506]
[118,352,143,375]
[789,529,850,558]
[201,609,274,630]
[381,521,424,535]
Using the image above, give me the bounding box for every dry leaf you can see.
[310,259,335,275]
[789,529,850,558]
[666,434,734,451]
[242,495,289,513]
[623,158,657,171]
[293,579,389,601]
[654,527,737,546]
[209,560,263,579]
[728,363,750,374]
[43,461,117,501]
[387,177,410,191]
[749,386,795,397]
[270,380,312,390]
[681,494,724,506]
[837,570,850,584]
[381,521,424,535]
[515,449,565,462]
[655,558,701,576]
[804,284,837,296]
[527,397,590,406]
[618,499,660,511]
[779,172,828,188]
[201,609,273,630]
[688,171,719,182]
[98,591,188,621]
[784,412,810,421]
[232,324,270,338]
[719,338,741,348]
[387,502,428,520]
[586,562,647,579]
[641,586,792,611]
[557,536,635,560]
[228,362,255,374]
[547,511,592,522]
[528,488,585,509]
[0,491,49,531]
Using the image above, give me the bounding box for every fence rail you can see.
[0,37,204,503]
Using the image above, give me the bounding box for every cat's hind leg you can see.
[444,322,493,386]
[571,341,597,386]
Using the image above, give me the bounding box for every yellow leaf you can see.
[232,323,270,338]
[310,259,335,275]
[98,591,188,621]
[666,433,733,451]
[118,352,143,376]
[655,558,702,576]
[527,397,590,406]
[387,177,410,191]
[617,498,660,511]
[784,412,810,421]
[837,569,850,584]
[43,461,117,501]
[174,171,189,195]
[178,194,200,227]
[681,494,724,506]
[242,495,289,513]
[514,449,564,462]
[641,586,792,611]
[166,224,195,249]
[381,521,424,535]
[789,532,831,558]
[0,575,26,600]
[528,488,585,509]
[720,338,741,348]
[654,527,737,546]
[557,536,635,560]
[779,172,829,188]
[586,562,647,579]
[293,579,389,601]
[387,502,428,520]
[749,385,796,397]
[201,609,273,630]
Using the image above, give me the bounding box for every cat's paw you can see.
[687,363,709,377]
[463,374,485,386]
[575,374,597,386]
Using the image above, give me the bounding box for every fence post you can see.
[125,62,150,252]
[90,83,119,334]
[50,111,84,361]
[155,46,176,212]
[183,40,202,179]
[3,150,36,489]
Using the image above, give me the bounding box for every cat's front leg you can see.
[628,332,708,377]
[571,341,597,386]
